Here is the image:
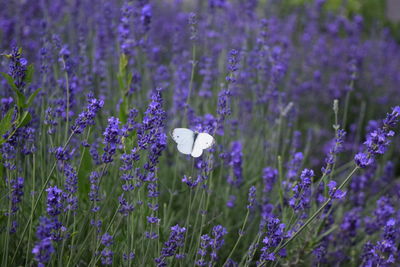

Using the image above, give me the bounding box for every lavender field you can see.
[1,0,400,266]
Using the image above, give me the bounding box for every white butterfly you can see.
[172,128,215,158]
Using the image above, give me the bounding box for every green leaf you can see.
[0,53,12,59]
[1,72,18,91]
[26,87,41,107]
[17,111,32,128]
[119,53,128,73]
[117,73,124,91]
[0,154,3,182]
[0,108,14,137]
[119,98,128,124]
[24,64,34,84]
[0,72,26,108]
[77,146,93,198]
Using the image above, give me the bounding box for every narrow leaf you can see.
[0,108,14,136]
[24,64,34,84]
[0,72,26,108]
[17,111,32,128]
[26,87,41,107]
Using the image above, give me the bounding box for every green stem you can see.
[11,133,74,264]
[223,209,250,266]
[272,166,359,254]
[184,44,196,126]
[25,154,36,266]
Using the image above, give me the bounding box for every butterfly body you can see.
[172,128,214,157]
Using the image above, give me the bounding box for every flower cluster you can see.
[155,224,186,266]
[361,219,398,266]
[71,94,104,135]
[258,216,287,263]
[101,233,114,265]
[289,169,314,211]
[102,117,122,163]
[322,129,346,175]
[32,187,65,266]
[355,106,400,168]
[196,225,228,266]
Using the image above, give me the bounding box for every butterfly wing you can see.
[191,133,215,158]
[172,128,195,155]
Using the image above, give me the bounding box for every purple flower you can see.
[145,231,159,240]
[54,146,71,161]
[9,177,24,214]
[46,186,64,217]
[226,195,236,208]
[262,167,278,193]
[147,216,160,224]
[71,94,104,135]
[226,141,243,187]
[88,171,100,205]
[101,233,113,247]
[32,237,54,267]
[247,186,257,209]
[361,219,398,266]
[258,216,287,264]
[322,129,346,175]
[354,153,374,168]
[327,180,346,199]
[182,175,200,188]
[155,224,186,266]
[102,117,122,163]
[101,248,113,265]
[286,152,303,181]
[196,225,228,265]
[63,164,78,211]
[141,4,152,33]
[210,225,228,262]
[355,106,400,168]
[8,47,27,90]
[289,169,314,211]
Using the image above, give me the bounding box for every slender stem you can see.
[223,209,250,266]
[60,57,70,142]
[88,204,121,267]
[2,169,12,266]
[25,154,36,266]
[11,133,74,264]
[184,44,196,126]
[272,166,359,254]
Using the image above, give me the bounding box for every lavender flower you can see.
[155,224,186,266]
[247,186,257,210]
[46,186,64,217]
[361,219,398,266]
[322,129,346,175]
[355,106,400,168]
[196,225,228,266]
[101,248,113,265]
[327,180,346,200]
[8,47,27,90]
[102,117,122,163]
[101,232,113,247]
[286,152,303,181]
[100,232,114,265]
[63,163,78,211]
[226,141,243,187]
[258,216,287,263]
[32,237,54,267]
[71,94,104,135]
[262,167,278,193]
[289,169,314,211]
[9,177,24,214]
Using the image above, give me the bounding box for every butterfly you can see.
[172,128,215,157]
